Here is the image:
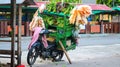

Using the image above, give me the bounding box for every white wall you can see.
[82,0,96,4]
[111,16,120,22]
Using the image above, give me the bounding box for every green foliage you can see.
[50,0,81,3]
[46,2,56,12]
[96,0,120,7]
[115,0,120,6]
[43,2,74,27]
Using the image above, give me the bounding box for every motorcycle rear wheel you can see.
[27,46,38,65]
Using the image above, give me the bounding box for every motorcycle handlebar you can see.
[39,29,55,35]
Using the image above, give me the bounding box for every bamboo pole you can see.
[17,4,22,65]
[59,40,72,64]
[11,0,16,67]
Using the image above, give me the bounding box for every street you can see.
[0,34,120,67]
[1,34,120,51]
[79,34,120,46]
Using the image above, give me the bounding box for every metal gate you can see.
[104,22,120,33]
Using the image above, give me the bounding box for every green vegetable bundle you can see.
[46,2,74,14]
[42,2,74,27]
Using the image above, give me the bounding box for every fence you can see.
[0,20,32,37]
[0,21,120,37]
[0,20,8,36]
[80,22,120,34]
[104,22,120,33]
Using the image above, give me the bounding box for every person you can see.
[28,16,48,49]
[28,4,48,49]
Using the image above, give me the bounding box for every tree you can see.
[96,0,120,7]
[96,0,112,7]
[115,0,120,6]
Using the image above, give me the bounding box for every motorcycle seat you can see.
[46,44,55,49]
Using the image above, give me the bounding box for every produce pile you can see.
[69,5,92,26]
[41,2,74,27]
[30,2,92,31]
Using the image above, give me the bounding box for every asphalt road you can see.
[0,34,120,67]
[79,34,120,46]
[0,34,120,51]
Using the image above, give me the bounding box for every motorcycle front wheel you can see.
[27,46,38,65]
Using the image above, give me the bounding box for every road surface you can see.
[0,34,120,67]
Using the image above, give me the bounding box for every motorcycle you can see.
[27,29,64,65]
